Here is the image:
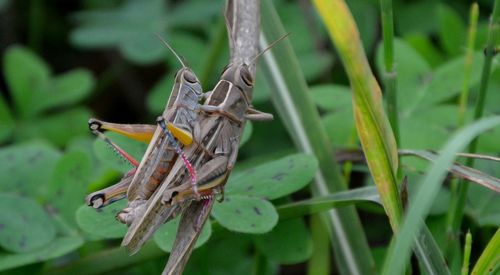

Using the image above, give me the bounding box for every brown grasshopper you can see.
[121,59,274,254]
[85,36,204,224]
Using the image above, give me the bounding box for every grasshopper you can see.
[85,36,203,225]
[121,59,274,254]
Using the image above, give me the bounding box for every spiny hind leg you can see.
[88,118,156,144]
[85,170,135,209]
[162,156,229,205]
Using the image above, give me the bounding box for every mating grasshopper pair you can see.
[85,35,275,254]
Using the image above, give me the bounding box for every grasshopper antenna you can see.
[155,33,187,68]
[248,33,290,66]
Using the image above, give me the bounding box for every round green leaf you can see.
[226,154,318,200]
[47,151,91,225]
[76,200,127,239]
[211,195,278,234]
[322,109,355,146]
[147,72,175,114]
[120,33,167,65]
[17,108,92,147]
[310,84,351,112]
[0,193,56,253]
[0,143,61,195]
[254,218,313,264]
[0,236,83,272]
[154,216,212,252]
[0,95,14,143]
[3,45,50,118]
[93,131,148,173]
[33,69,95,114]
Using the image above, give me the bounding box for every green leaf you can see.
[322,109,355,146]
[0,193,56,253]
[276,187,380,220]
[376,39,431,114]
[226,154,318,200]
[0,95,14,143]
[211,195,278,234]
[33,69,95,114]
[147,72,175,114]
[167,1,221,27]
[383,116,500,275]
[437,4,466,57]
[184,232,253,275]
[0,236,83,272]
[153,216,211,253]
[347,0,377,51]
[466,159,500,226]
[93,131,148,173]
[3,45,50,118]
[239,121,252,148]
[254,218,313,264]
[404,34,445,67]
[276,2,333,81]
[0,142,61,195]
[395,1,439,34]
[120,32,167,65]
[16,108,92,146]
[310,84,351,112]
[70,0,168,64]
[47,151,91,226]
[471,229,500,275]
[416,52,486,109]
[76,200,128,239]
[167,33,207,72]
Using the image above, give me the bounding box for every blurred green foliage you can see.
[0,0,498,274]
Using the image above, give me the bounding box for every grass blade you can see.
[383,116,500,275]
[276,187,379,220]
[471,228,500,275]
[260,0,375,273]
[312,0,402,232]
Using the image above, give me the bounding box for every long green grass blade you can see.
[471,228,500,275]
[312,0,402,232]
[260,1,375,274]
[383,116,500,275]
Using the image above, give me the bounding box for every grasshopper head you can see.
[205,63,253,123]
[177,67,203,97]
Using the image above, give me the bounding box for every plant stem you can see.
[307,215,331,275]
[458,3,479,126]
[445,3,479,267]
[461,230,472,275]
[447,0,499,248]
[379,0,400,148]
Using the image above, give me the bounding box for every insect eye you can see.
[240,66,253,86]
[183,70,197,83]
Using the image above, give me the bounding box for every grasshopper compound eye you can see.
[183,70,198,83]
[240,65,253,86]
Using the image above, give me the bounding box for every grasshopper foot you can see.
[86,193,105,209]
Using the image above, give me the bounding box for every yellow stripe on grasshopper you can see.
[100,125,154,144]
[167,122,193,145]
